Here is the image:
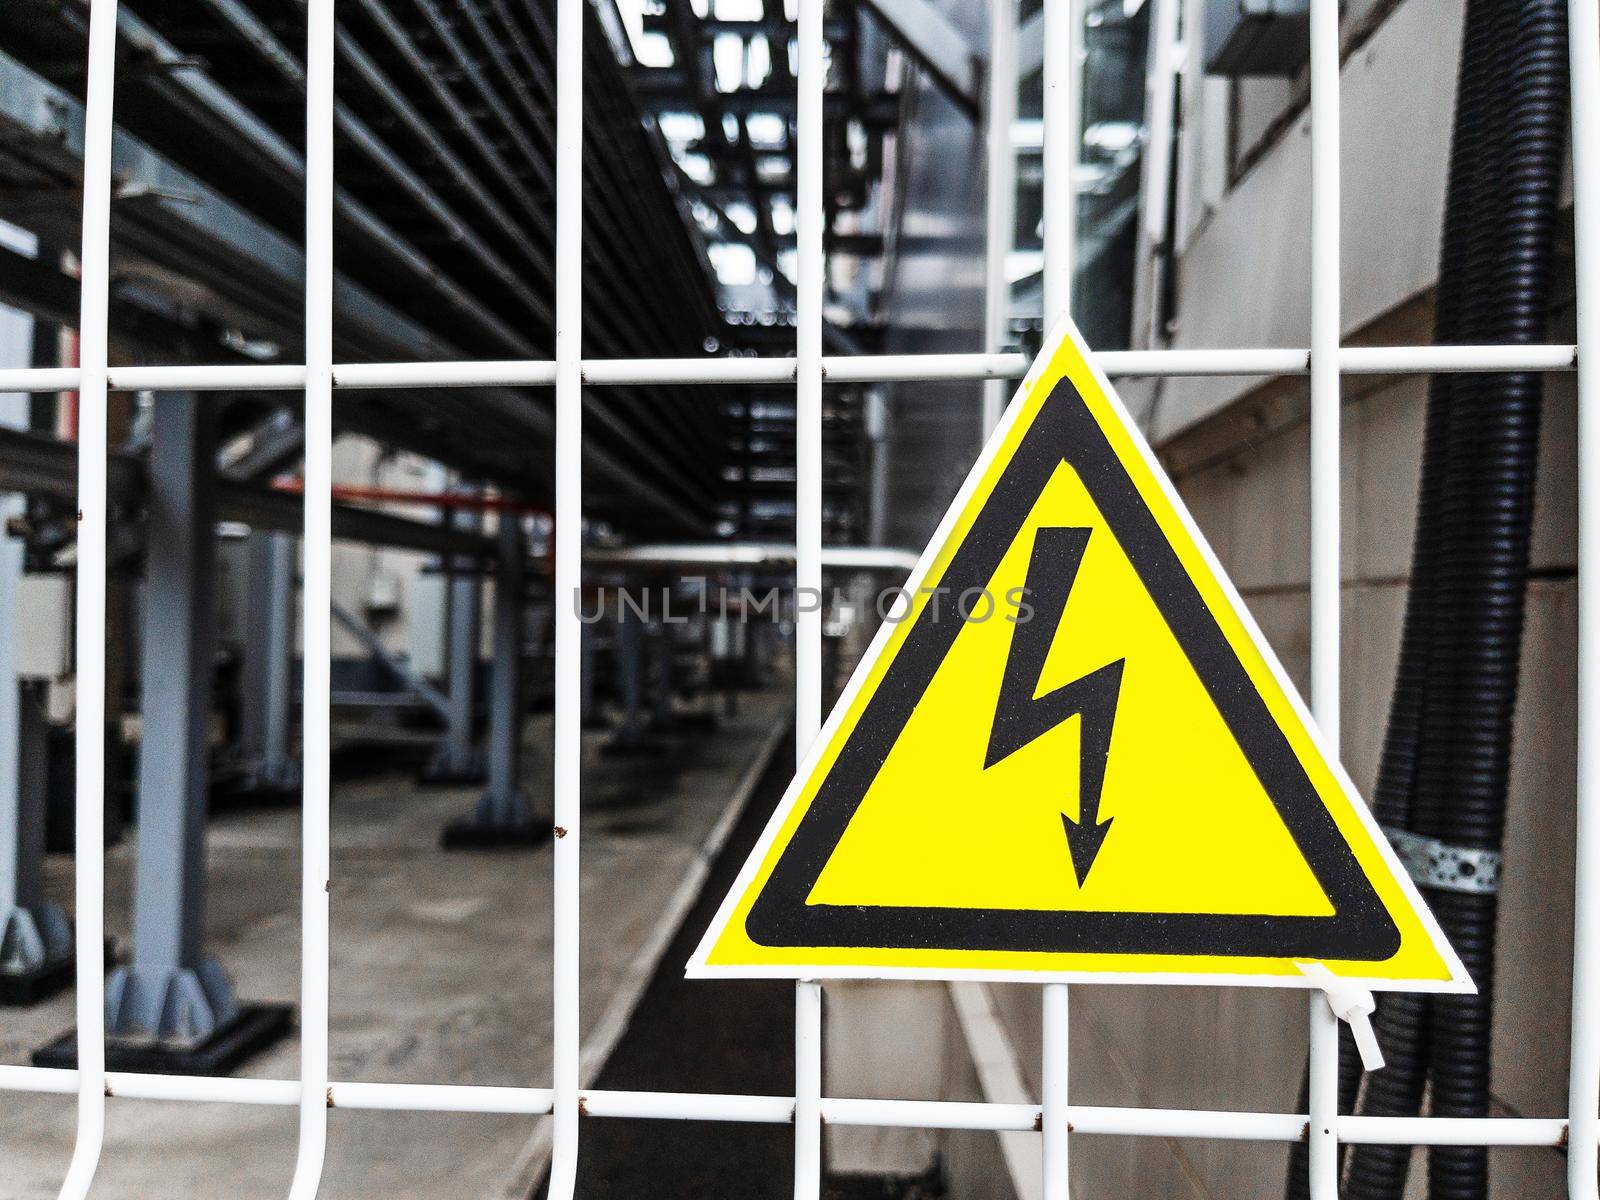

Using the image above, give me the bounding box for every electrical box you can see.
[16,573,73,680]
[1204,0,1310,77]
[409,572,448,679]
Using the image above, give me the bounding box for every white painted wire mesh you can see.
[0,1,1594,1198]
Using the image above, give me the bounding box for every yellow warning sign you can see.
[689,321,1470,990]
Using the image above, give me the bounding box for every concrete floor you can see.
[0,687,791,1200]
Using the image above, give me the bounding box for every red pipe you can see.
[271,478,551,519]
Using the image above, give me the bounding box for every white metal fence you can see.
[0,0,1595,1197]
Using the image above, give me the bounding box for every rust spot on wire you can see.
[324,879,331,893]
[1559,1123,1570,1149]
[1033,1112,1043,1132]
[103,1082,114,1098]
[1300,1121,1311,1142]
[76,510,83,523]
[788,1103,797,1124]
[577,1095,589,1117]
[554,825,568,838]
[326,1087,335,1108]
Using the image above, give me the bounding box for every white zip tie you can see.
[1299,963,1385,1072]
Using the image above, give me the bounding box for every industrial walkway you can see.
[0,688,790,1200]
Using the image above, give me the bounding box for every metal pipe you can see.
[272,481,550,516]
[183,4,553,360]
[0,33,704,526]
[443,0,719,394]
[112,0,543,363]
[583,543,920,574]
[374,0,717,477]
[140,0,718,525]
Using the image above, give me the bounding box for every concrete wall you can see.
[836,0,1582,1194]
[1125,0,1474,440]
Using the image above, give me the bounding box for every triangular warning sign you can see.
[690,321,1469,990]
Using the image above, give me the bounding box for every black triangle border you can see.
[746,376,1402,962]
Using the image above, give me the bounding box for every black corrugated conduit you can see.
[1285,0,1567,1195]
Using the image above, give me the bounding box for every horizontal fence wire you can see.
[0,345,1581,395]
[0,1065,1572,1143]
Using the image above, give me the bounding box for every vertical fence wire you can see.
[1040,0,1078,1195]
[982,0,1018,439]
[1568,0,1600,1193]
[55,1,119,1196]
[284,0,336,1196]
[793,0,826,1195]
[14,0,1594,1194]
[1306,0,1344,1193]
[1040,977,1071,1198]
[547,0,585,1194]
[1138,0,1181,352]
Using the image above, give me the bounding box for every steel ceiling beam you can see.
[858,0,982,118]
[0,43,708,533]
[0,424,493,559]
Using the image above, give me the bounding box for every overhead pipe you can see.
[582,542,920,576]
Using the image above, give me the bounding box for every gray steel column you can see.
[865,389,890,548]
[604,592,663,756]
[427,497,484,781]
[0,674,62,980]
[237,531,299,794]
[649,615,675,731]
[615,599,645,742]
[106,393,238,1044]
[579,617,599,727]
[0,394,69,986]
[474,513,531,826]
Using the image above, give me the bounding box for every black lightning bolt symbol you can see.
[985,527,1126,887]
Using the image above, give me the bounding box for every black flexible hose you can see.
[1344,0,1514,1191]
[1289,0,1566,1194]
[1418,3,1567,1196]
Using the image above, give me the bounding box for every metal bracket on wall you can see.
[1382,826,1504,895]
